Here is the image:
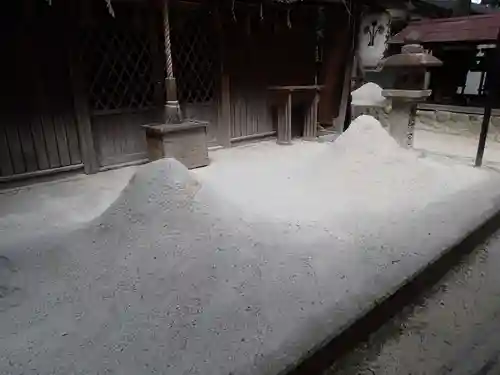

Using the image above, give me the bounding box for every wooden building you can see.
[0,0,360,182]
[390,13,500,109]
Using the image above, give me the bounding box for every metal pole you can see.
[163,0,182,123]
[475,28,500,167]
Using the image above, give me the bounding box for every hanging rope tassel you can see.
[287,9,291,29]
[232,0,237,22]
[260,3,264,22]
[105,0,116,18]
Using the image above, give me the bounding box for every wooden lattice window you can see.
[170,5,219,104]
[82,27,155,113]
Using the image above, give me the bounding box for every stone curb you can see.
[287,206,500,375]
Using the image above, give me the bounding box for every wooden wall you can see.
[0,0,83,181]
[222,3,319,141]
[318,6,353,125]
[91,109,162,167]
[78,0,163,169]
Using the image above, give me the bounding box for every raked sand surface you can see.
[1,116,500,375]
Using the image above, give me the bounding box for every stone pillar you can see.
[387,99,416,148]
[163,0,182,123]
[383,90,431,148]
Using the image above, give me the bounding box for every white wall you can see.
[358,12,391,69]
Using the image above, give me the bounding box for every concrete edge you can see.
[285,205,500,375]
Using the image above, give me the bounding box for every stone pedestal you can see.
[142,121,209,169]
[382,89,431,148]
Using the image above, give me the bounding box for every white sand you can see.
[351,82,386,106]
[194,115,495,226]
[3,116,500,375]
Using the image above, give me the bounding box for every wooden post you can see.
[162,0,182,123]
[333,1,359,133]
[304,91,319,140]
[277,92,292,145]
[219,74,232,147]
[68,3,98,174]
[334,58,354,133]
[476,28,500,167]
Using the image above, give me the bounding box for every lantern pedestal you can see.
[382,89,431,148]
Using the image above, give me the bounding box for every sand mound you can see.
[196,116,491,223]
[95,158,202,226]
[351,82,386,106]
[334,114,401,155]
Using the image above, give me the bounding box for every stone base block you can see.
[142,121,209,169]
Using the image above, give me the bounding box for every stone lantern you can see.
[380,38,442,148]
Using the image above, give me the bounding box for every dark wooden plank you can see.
[41,115,62,168]
[233,89,239,138]
[17,117,38,172]
[124,115,137,155]
[242,94,249,137]
[108,116,120,158]
[238,96,245,138]
[219,74,231,146]
[29,116,50,170]
[251,91,258,135]
[4,121,26,174]
[120,115,131,156]
[259,94,271,133]
[241,96,247,137]
[286,92,292,142]
[0,125,14,176]
[247,93,254,136]
[53,114,71,166]
[230,93,236,139]
[64,112,82,165]
[246,93,253,136]
[95,116,114,163]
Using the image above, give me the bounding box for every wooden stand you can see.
[142,121,209,169]
[268,85,322,145]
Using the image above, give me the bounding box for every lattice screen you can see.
[82,27,155,112]
[170,4,219,104]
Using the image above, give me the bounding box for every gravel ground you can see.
[414,128,500,171]
[0,166,135,247]
[326,228,500,375]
